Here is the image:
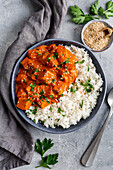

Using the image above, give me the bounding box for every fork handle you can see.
[81,108,113,167]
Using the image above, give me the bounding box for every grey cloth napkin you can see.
[0,0,68,169]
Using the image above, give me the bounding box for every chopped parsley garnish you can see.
[62,115,65,117]
[43,69,46,72]
[61,94,64,97]
[58,64,62,68]
[55,53,58,56]
[38,82,42,85]
[62,54,64,56]
[49,107,53,111]
[60,76,63,81]
[37,49,41,56]
[24,99,30,101]
[53,89,57,93]
[47,57,50,62]
[32,106,37,115]
[88,66,90,71]
[41,120,45,124]
[79,100,83,108]
[35,75,37,79]
[58,107,61,113]
[58,107,64,113]
[42,99,44,102]
[52,55,56,59]
[30,65,33,69]
[30,82,36,91]
[61,58,70,65]
[65,58,70,64]
[52,79,55,83]
[70,87,76,93]
[49,95,53,98]
[34,93,38,95]
[44,82,48,86]
[45,97,50,103]
[33,119,36,123]
[80,79,94,93]
[23,79,27,84]
[75,60,85,64]
[32,68,39,74]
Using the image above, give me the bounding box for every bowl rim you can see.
[81,19,113,52]
[11,38,107,134]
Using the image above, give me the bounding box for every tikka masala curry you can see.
[15,44,78,110]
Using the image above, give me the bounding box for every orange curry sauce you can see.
[15,44,78,110]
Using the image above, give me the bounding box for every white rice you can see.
[26,45,103,128]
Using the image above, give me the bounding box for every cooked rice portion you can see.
[26,45,103,128]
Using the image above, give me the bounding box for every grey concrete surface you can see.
[0,0,113,170]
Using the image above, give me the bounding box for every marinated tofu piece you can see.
[16,98,31,110]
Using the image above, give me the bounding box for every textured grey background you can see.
[0,0,113,170]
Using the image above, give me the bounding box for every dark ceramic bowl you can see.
[81,20,113,52]
[11,39,107,134]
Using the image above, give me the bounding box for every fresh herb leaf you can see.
[70,5,98,24]
[47,57,50,62]
[79,100,83,108]
[35,139,42,155]
[52,79,55,83]
[33,119,36,123]
[60,76,63,81]
[37,49,41,56]
[90,0,100,17]
[55,53,58,57]
[62,115,65,117]
[49,107,53,111]
[35,154,58,169]
[99,0,113,18]
[43,69,46,72]
[33,68,39,74]
[52,55,56,59]
[24,99,30,101]
[61,94,64,97]
[80,79,94,93]
[44,97,50,103]
[41,120,45,125]
[49,95,53,98]
[23,79,27,84]
[65,58,70,64]
[58,107,61,113]
[58,64,62,68]
[35,138,54,157]
[30,82,36,91]
[35,75,37,79]
[70,5,84,16]
[32,106,37,115]
[75,60,85,64]
[70,87,76,93]
[88,66,90,72]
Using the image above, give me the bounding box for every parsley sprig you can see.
[99,0,113,19]
[70,0,113,24]
[70,4,99,24]
[90,0,100,19]
[35,138,58,169]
